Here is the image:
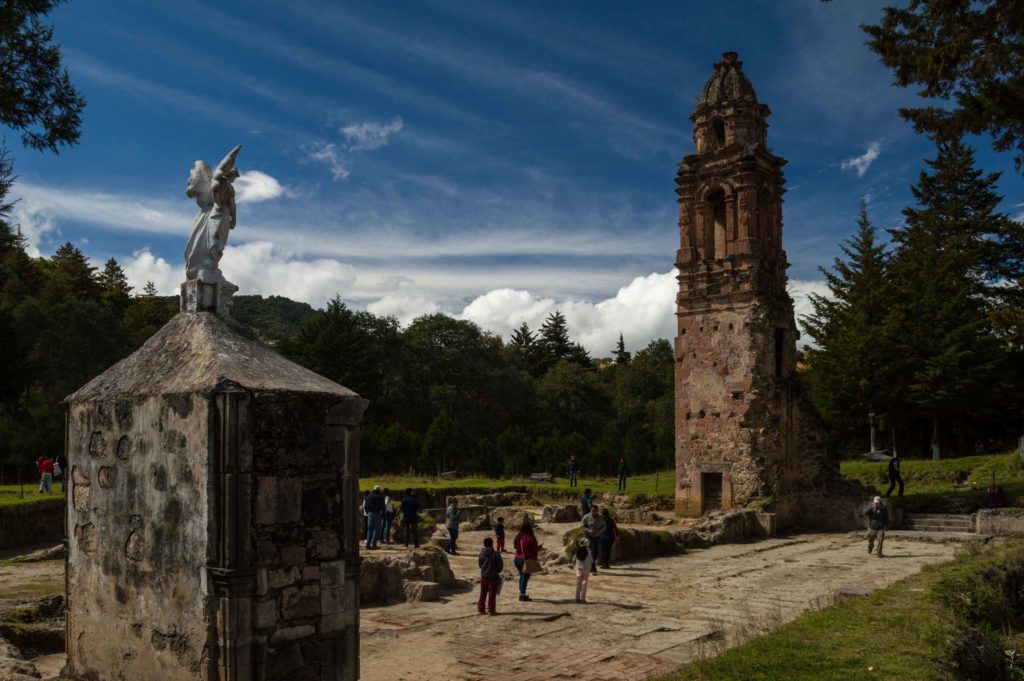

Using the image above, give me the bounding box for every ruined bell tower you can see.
[674,52,808,523]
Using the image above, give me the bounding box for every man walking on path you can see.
[364,485,385,549]
[567,456,580,487]
[446,498,460,555]
[885,453,904,497]
[400,488,420,548]
[617,458,630,492]
[865,496,888,558]
[477,537,503,615]
[581,504,606,573]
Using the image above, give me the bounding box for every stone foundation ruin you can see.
[674,53,866,528]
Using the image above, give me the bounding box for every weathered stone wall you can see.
[66,394,210,680]
[247,392,360,681]
[976,509,1024,536]
[0,499,63,550]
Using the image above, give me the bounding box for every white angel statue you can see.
[184,145,241,284]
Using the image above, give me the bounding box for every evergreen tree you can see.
[122,281,175,346]
[886,139,1007,458]
[508,321,543,376]
[538,310,590,369]
[97,257,132,314]
[42,242,99,300]
[613,333,631,365]
[863,0,1024,171]
[802,201,896,452]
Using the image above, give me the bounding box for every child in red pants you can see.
[477,537,503,614]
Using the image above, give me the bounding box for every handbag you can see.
[524,558,543,574]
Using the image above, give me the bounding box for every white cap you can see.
[373,484,381,491]
[873,496,881,503]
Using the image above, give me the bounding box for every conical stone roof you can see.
[67,311,358,403]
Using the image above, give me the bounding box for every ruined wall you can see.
[247,392,360,681]
[66,394,211,680]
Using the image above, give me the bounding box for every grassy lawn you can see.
[840,450,1024,511]
[0,484,65,508]
[658,540,1024,681]
[359,470,675,499]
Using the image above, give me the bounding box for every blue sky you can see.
[8,0,1023,354]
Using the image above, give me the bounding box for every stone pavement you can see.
[359,529,962,681]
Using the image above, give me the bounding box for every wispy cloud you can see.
[841,141,882,177]
[343,117,404,151]
[305,142,350,181]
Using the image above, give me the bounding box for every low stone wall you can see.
[976,508,1024,536]
[0,499,64,551]
[359,547,463,605]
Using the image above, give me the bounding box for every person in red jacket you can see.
[38,456,54,494]
[513,522,542,601]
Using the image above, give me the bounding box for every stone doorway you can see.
[701,472,723,513]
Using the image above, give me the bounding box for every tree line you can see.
[801,139,1024,459]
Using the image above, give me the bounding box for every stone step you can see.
[885,530,991,543]
[903,518,974,528]
[902,513,974,532]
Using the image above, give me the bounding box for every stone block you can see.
[402,581,440,602]
[308,530,340,560]
[255,476,303,525]
[281,584,320,620]
[256,598,278,629]
[320,586,346,615]
[270,624,315,645]
[319,561,344,588]
[302,565,321,581]
[268,567,300,590]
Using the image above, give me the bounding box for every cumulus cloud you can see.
[306,142,350,181]
[788,278,831,341]
[342,116,403,151]
[234,170,286,203]
[11,200,57,257]
[366,295,440,326]
[122,248,179,294]
[841,141,882,177]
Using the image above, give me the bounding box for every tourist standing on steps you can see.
[445,498,460,555]
[364,485,386,549]
[477,537,503,615]
[617,457,630,492]
[580,488,593,516]
[865,496,888,558]
[885,453,904,497]
[599,508,619,569]
[400,488,421,548]
[567,456,580,488]
[574,538,593,603]
[381,488,394,545]
[581,504,606,573]
[513,522,542,601]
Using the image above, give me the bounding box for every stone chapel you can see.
[673,52,866,529]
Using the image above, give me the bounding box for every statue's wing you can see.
[215,145,242,175]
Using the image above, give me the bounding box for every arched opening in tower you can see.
[707,186,727,260]
[711,118,726,148]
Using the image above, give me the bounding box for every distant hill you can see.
[155,293,314,344]
[231,295,315,344]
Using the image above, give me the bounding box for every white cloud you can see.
[306,142,350,181]
[234,170,286,203]
[788,279,831,341]
[366,295,440,326]
[122,248,179,295]
[342,116,404,151]
[11,200,57,256]
[841,141,882,177]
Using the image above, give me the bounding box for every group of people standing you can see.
[566,456,631,492]
[362,485,423,549]
[474,498,621,614]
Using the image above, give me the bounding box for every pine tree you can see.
[886,139,1007,458]
[802,201,896,452]
[613,333,631,365]
[42,242,99,300]
[538,310,590,370]
[97,257,132,314]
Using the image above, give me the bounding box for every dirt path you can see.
[359,526,959,681]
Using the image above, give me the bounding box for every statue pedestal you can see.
[180,279,238,317]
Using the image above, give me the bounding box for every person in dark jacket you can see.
[617,458,630,492]
[400,488,420,548]
[580,488,593,516]
[885,453,904,497]
[477,537,503,614]
[599,508,620,569]
[865,496,888,558]
[567,456,580,487]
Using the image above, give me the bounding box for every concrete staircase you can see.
[901,512,975,533]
